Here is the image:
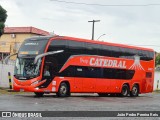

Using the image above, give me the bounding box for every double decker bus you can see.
[6,36,155,97]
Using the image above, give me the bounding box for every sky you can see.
[1,0,160,52]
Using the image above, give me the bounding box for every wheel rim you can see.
[132,86,138,96]
[122,87,128,96]
[60,86,67,95]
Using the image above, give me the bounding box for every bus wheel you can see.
[34,92,44,97]
[130,84,139,97]
[121,84,129,97]
[57,82,70,97]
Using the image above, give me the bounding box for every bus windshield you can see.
[14,57,41,79]
[18,38,49,56]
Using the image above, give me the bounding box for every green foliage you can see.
[156,55,160,66]
[0,5,7,36]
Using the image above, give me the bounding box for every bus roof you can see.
[54,36,154,52]
[30,35,154,52]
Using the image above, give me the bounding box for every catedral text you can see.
[89,58,126,68]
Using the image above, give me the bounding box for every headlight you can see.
[35,87,39,90]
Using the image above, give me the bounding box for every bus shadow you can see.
[14,93,152,99]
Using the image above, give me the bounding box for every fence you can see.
[0,63,14,88]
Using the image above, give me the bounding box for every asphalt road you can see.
[0,92,160,120]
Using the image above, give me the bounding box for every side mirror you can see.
[34,50,64,64]
[3,53,18,64]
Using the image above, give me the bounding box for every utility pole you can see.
[88,20,100,40]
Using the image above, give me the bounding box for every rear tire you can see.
[34,92,44,97]
[121,84,129,97]
[130,84,139,97]
[56,82,70,97]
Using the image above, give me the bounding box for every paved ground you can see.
[0,90,160,120]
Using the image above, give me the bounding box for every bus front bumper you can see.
[13,82,44,92]
[13,80,56,93]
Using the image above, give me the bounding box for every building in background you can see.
[0,27,49,60]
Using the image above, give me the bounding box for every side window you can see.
[126,70,135,79]
[148,51,154,60]
[75,67,85,77]
[67,40,86,54]
[85,67,102,78]
[120,48,134,59]
[86,43,100,55]
[103,68,135,80]
[112,46,119,57]
[99,45,112,57]
[103,68,114,79]
[47,40,70,70]
[47,40,68,52]
[59,66,75,77]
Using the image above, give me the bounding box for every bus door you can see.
[41,63,53,88]
[41,57,58,88]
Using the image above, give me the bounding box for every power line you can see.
[50,0,160,7]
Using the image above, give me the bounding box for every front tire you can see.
[56,82,70,97]
[121,84,129,97]
[130,84,139,97]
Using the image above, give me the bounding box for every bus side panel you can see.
[109,79,121,93]
[73,77,83,92]
[95,78,110,93]
[53,77,76,92]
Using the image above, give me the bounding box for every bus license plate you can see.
[20,89,24,92]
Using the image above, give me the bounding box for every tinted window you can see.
[59,66,75,77]
[47,40,70,71]
[99,45,112,57]
[75,67,85,77]
[67,40,86,54]
[48,40,68,52]
[86,43,100,55]
[85,67,102,78]
[103,68,135,80]
[59,65,135,80]
[19,38,49,55]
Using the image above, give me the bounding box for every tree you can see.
[156,54,160,66]
[0,5,7,36]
